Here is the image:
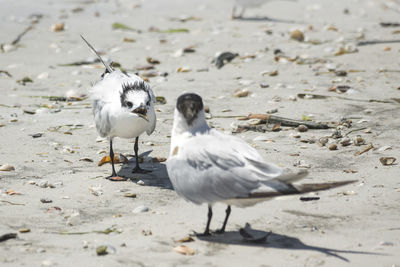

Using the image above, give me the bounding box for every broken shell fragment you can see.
[146,57,160,64]
[98,154,128,166]
[0,164,15,171]
[318,137,329,146]
[51,23,65,32]
[379,157,396,166]
[173,245,195,256]
[233,89,249,98]
[340,138,352,146]
[353,135,365,146]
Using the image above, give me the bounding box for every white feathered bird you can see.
[167,93,355,235]
[232,0,296,19]
[82,36,156,181]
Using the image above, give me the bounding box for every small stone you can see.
[290,29,304,42]
[96,245,108,256]
[259,83,269,88]
[328,144,338,150]
[137,180,145,186]
[133,205,149,213]
[37,180,49,188]
[340,138,352,146]
[297,125,308,132]
[19,228,31,233]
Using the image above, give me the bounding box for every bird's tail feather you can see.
[80,35,113,73]
[246,180,357,199]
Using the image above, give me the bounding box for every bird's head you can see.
[175,93,205,127]
[120,81,152,121]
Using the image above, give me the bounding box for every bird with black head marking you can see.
[81,35,156,181]
[167,93,356,236]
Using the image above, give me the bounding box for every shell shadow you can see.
[196,223,385,262]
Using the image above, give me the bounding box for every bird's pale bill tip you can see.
[137,114,149,121]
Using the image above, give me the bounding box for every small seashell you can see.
[0,164,15,171]
[272,123,281,132]
[266,108,278,114]
[124,193,137,198]
[178,236,194,243]
[37,180,49,188]
[51,23,65,32]
[340,138,351,146]
[297,125,308,132]
[290,29,304,42]
[328,144,338,150]
[146,57,160,64]
[287,95,297,101]
[379,157,396,166]
[248,119,262,125]
[152,157,167,163]
[37,72,49,80]
[137,180,145,186]
[239,80,254,86]
[318,137,329,146]
[133,205,149,213]
[233,89,249,98]
[293,160,311,168]
[259,83,269,88]
[177,66,191,73]
[79,157,93,162]
[89,185,103,196]
[378,146,392,152]
[353,135,365,146]
[173,245,195,256]
[19,228,31,233]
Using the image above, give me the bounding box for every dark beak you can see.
[132,107,148,121]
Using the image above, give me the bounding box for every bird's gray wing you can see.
[167,134,293,205]
[93,99,111,137]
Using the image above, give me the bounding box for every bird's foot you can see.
[214,228,226,235]
[192,230,212,237]
[106,175,128,182]
[132,166,152,174]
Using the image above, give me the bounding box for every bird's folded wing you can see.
[167,134,295,204]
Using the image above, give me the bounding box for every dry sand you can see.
[1,0,400,266]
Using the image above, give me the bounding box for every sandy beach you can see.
[1,0,400,266]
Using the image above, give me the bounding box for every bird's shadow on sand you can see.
[196,224,385,262]
[117,150,172,190]
[233,16,302,24]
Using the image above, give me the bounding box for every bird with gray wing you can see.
[82,35,156,181]
[167,93,356,235]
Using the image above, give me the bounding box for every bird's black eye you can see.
[146,100,150,106]
[125,101,133,108]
